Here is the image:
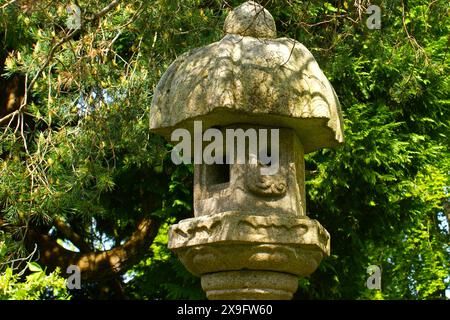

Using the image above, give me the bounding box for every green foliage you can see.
[0,262,70,300]
[0,0,448,300]
[297,0,450,299]
[125,222,205,300]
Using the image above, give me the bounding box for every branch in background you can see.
[53,218,91,253]
[0,244,38,275]
[89,0,120,21]
[25,217,160,281]
[26,29,80,93]
[2,0,122,122]
[0,0,17,10]
[26,0,121,94]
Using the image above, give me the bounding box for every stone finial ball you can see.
[223,1,276,39]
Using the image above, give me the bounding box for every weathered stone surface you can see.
[168,211,330,254]
[176,243,326,278]
[169,211,329,278]
[194,128,306,217]
[202,271,298,300]
[223,1,276,39]
[150,9,344,154]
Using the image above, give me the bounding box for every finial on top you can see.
[224,1,276,39]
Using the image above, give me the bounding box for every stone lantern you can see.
[150,1,344,300]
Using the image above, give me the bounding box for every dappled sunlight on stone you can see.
[150,1,343,300]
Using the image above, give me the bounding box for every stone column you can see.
[150,1,344,300]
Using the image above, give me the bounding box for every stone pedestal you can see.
[201,271,298,300]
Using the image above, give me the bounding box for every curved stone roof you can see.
[150,1,344,153]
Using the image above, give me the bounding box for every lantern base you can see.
[201,270,298,300]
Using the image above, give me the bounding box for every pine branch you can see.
[26,0,121,94]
